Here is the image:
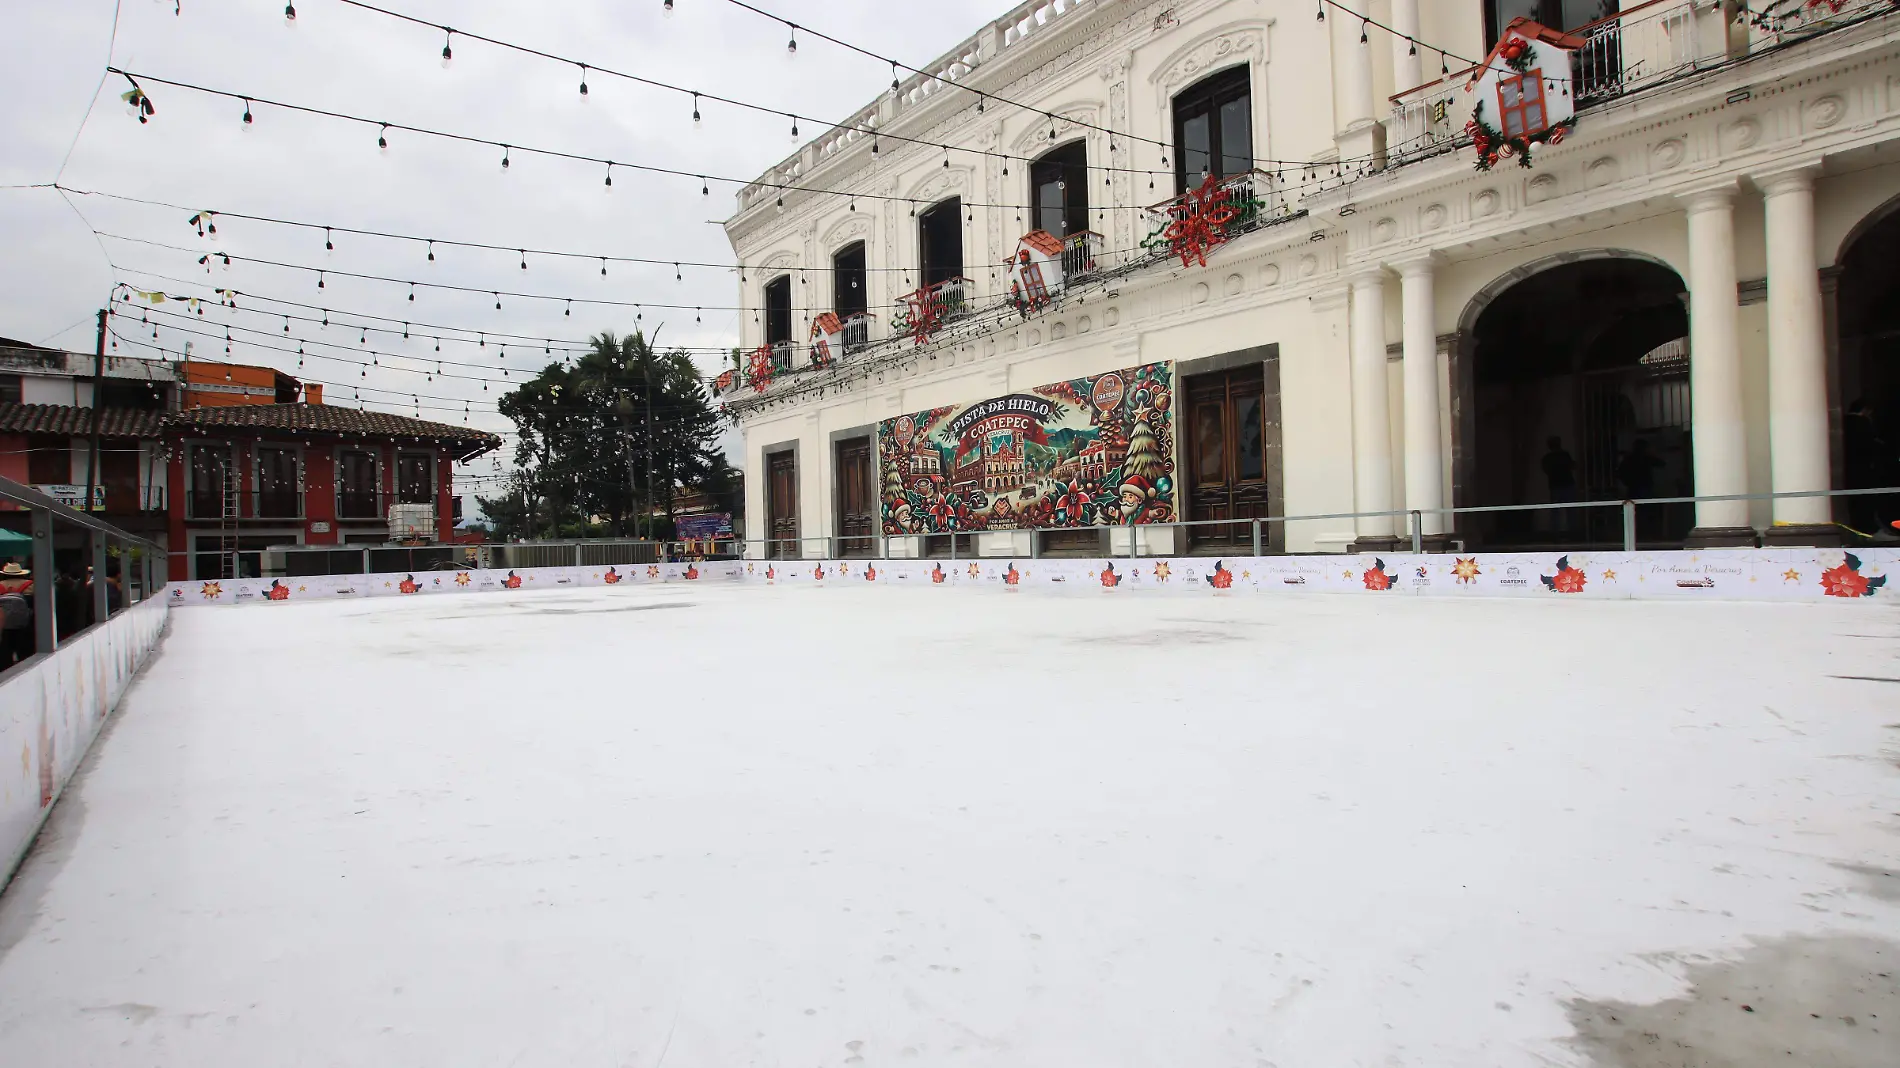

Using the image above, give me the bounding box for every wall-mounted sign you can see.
[35,485,105,511]
[309,521,332,534]
[876,361,1176,532]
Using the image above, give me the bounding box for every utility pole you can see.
[82,308,107,516]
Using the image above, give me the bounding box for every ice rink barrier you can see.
[1,593,170,887]
[167,547,1898,606]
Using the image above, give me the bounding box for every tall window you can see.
[1485,0,1616,45]
[1172,66,1253,193]
[1030,142,1090,236]
[832,242,867,321]
[256,445,302,518]
[187,444,232,519]
[763,275,792,345]
[397,452,433,505]
[918,198,963,288]
[337,449,380,519]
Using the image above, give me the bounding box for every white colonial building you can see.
[723,0,1900,558]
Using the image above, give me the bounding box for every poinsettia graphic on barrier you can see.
[864,565,878,582]
[930,564,946,584]
[813,564,826,581]
[1100,562,1122,587]
[1820,553,1887,598]
[603,567,620,584]
[399,575,421,595]
[454,572,471,586]
[1206,561,1233,589]
[1362,559,1396,591]
[265,580,290,601]
[503,571,522,589]
[200,581,222,599]
[1451,557,1481,584]
[1004,563,1020,586]
[1540,556,1588,594]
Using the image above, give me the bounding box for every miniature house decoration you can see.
[1006,230,1068,315]
[809,312,843,368]
[1464,18,1585,170]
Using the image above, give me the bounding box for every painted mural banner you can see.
[877,361,1176,535]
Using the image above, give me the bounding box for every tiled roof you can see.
[1019,230,1065,257]
[171,403,499,446]
[0,403,168,438]
[0,402,501,454]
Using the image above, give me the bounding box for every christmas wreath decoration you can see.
[1467,114,1572,171]
[1162,173,1242,268]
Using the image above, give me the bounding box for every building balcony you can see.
[770,340,797,373]
[1387,0,1891,166]
[1061,231,1103,280]
[1141,170,1289,255]
[840,312,873,354]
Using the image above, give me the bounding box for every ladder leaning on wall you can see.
[218,461,239,580]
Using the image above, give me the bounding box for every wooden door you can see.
[767,451,798,558]
[834,438,875,557]
[1185,368,1269,548]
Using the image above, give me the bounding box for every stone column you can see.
[1758,165,1838,544]
[1682,184,1753,544]
[1350,267,1398,548]
[1390,0,1423,98]
[1335,0,1387,167]
[1396,255,1444,540]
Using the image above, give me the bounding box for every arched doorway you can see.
[1459,254,1694,547]
[1834,204,1900,536]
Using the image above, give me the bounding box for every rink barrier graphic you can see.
[1,593,170,889]
[166,548,1900,606]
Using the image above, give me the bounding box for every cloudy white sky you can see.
[0,0,1000,498]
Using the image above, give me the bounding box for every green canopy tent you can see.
[0,528,32,551]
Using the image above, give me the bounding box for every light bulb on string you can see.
[600,257,608,277]
[284,2,296,24]
[662,0,673,15]
[604,162,613,188]
[701,176,709,196]
[493,293,502,310]
[501,145,510,170]
[426,241,435,262]
[890,62,900,94]
[241,98,254,128]
[786,26,797,55]
[378,124,389,152]
[324,227,333,251]
[408,283,416,302]
[789,115,798,140]
[578,64,589,99]
[441,28,454,67]
[691,93,700,127]
[1316,0,1325,20]
[1360,20,1369,44]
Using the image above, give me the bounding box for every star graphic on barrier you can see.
[297,585,307,593]
[383,581,392,588]
[1242,570,1252,579]
[1601,569,1616,581]
[1342,569,1354,580]
[1782,568,1801,582]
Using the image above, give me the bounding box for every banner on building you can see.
[876,361,1175,533]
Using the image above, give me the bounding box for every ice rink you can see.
[0,582,1896,1067]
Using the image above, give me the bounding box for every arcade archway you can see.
[1458,254,1694,547]
[1835,201,1900,536]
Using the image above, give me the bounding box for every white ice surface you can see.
[0,584,1896,1067]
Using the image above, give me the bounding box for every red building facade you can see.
[164,403,498,580]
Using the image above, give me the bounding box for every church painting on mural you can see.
[877,362,1175,535]
[1465,18,1582,170]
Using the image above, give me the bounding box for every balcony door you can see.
[1172,66,1252,193]
[918,199,963,288]
[766,450,798,558]
[1184,367,1270,548]
[1030,142,1089,237]
[833,242,867,321]
[834,437,875,557]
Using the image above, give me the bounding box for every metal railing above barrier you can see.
[0,476,166,668]
[730,485,1900,561]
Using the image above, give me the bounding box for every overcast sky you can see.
[0,0,1000,498]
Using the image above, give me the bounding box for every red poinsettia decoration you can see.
[812,564,825,581]
[1162,173,1242,268]
[1004,564,1020,586]
[1206,561,1233,589]
[714,369,735,393]
[1362,559,1395,591]
[1540,556,1588,594]
[765,565,776,581]
[745,345,775,392]
[1820,553,1886,598]
[864,565,877,582]
[399,575,421,595]
[603,567,621,584]
[1100,562,1121,588]
[1055,482,1093,525]
[683,565,700,581]
[930,564,946,584]
[503,571,522,589]
[266,580,290,601]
